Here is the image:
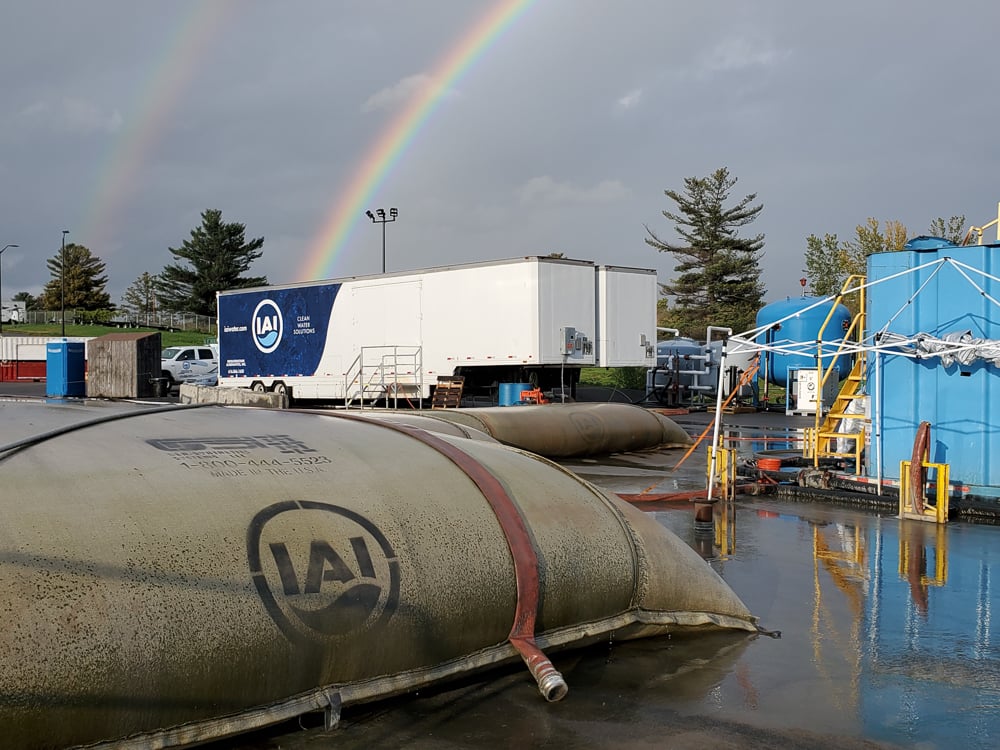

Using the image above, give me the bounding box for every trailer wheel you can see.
[271,381,292,405]
[250,381,266,393]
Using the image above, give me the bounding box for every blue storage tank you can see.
[655,337,703,366]
[46,340,86,397]
[755,297,853,386]
[867,238,1000,490]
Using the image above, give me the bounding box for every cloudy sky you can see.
[1,0,998,308]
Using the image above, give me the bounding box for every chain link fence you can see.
[20,309,216,334]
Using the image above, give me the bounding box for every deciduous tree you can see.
[928,215,966,245]
[841,218,907,277]
[12,291,38,310]
[804,233,844,298]
[121,272,161,317]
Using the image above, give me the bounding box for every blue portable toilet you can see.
[46,340,86,397]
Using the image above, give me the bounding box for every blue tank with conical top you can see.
[755,296,853,386]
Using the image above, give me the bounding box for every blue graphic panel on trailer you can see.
[218,284,341,378]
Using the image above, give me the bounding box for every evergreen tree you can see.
[158,209,266,316]
[120,272,161,317]
[38,243,112,311]
[645,167,765,337]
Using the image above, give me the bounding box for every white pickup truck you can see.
[160,345,219,386]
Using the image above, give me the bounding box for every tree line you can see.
[11,178,970,339]
[13,209,265,321]
[646,167,969,338]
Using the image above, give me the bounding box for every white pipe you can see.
[875,345,882,494]
[706,326,732,342]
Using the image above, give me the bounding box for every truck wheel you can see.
[272,381,291,404]
[250,381,266,393]
[161,370,174,385]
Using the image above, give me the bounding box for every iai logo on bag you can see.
[252,299,283,353]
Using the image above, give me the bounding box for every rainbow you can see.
[299,0,535,281]
[79,2,234,253]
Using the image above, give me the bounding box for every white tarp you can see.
[879,330,1000,368]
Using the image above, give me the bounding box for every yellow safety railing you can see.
[961,201,1000,245]
[899,459,950,524]
[810,275,866,466]
[706,446,738,502]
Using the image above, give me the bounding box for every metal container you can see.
[0,402,752,749]
[867,240,1000,489]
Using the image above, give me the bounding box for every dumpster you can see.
[45,340,85,397]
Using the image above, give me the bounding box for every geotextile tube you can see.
[0,401,752,749]
[333,410,499,443]
[406,402,692,457]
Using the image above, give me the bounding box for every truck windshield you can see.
[162,348,183,359]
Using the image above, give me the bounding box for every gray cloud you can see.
[0,0,997,308]
[362,74,459,113]
[517,177,631,205]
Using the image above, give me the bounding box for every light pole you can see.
[60,230,69,336]
[0,244,20,334]
[365,207,398,274]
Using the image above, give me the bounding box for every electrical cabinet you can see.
[787,367,839,415]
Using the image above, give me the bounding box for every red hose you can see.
[305,410,568,701]
[909,422,930,514]
[617,484,761,503]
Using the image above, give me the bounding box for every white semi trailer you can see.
[216,256,656,404]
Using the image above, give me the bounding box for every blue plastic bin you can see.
[498,382,533,406]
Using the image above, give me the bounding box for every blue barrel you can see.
[46,340,86,397]
[755,297,852,386]
[499,382,533,406]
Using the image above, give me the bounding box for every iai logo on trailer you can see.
[252,299,283,353]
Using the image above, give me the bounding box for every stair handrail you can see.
[961,201,1000,245]
[376,345,423,409]
[812,274,866,464]
[345,345,423,409]
[342,349,366,408]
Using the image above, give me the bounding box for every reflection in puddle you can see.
[654,501,998,749]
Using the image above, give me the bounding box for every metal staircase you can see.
[344,345,423,409]
[805,275,867,472]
